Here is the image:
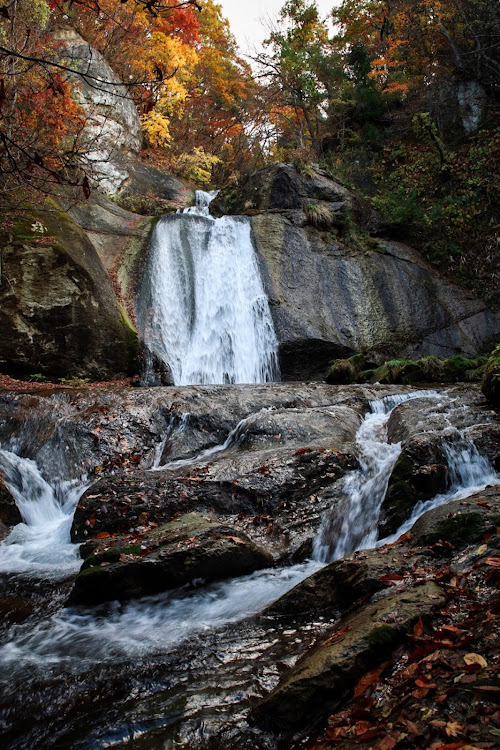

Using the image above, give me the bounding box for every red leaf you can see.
[355,720,371,736]
[96,531,110,539]
[484,557,500,567]
[377,735,398,750]
[379,573,405,585]
[354,668,381,698]
[413,617,424,637]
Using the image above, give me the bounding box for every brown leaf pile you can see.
[307,554,500,750]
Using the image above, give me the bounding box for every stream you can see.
[0,387,497,749]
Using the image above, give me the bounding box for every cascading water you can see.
[380,434,499,545]
[0,449,87,576]
[138,190,279,386]
[313,390,499,563]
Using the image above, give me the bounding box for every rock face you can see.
[54,28,142,194]
[482,344,500,407]
[0,206,138,379]
[217,164,500,380]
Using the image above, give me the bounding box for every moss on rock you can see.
[326,353,487,385]
[481,345,500,407]
[326,354,366,384]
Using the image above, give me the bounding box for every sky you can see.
[218,0,339,53]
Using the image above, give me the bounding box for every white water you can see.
[380,435,499,545]
[312,389,499,562]
[0,561,321,675]
[153,407,274,471]
[313,390,444,562]
[0,449,86,577]
[139,190,279,385]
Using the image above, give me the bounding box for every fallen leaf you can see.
[464,653,488,669]
[416,677,437,689]
[354,667,382,698]
[355,720,371,736]
[414,617,424,637]
[377,735,398,750]
[224,535,246,545]
[476,544,488,555]
[445,721,464,737]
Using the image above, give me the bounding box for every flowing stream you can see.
[138,191,279,385]
[0,388,497,748]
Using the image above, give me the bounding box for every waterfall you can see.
[313,390,498,563]
[0,449,87,577]
[138,190,279,386]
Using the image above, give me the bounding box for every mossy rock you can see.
[421,511,486,546]
[481,345,500,407]
[252,582,444,732]
[366,355,486,386]
[378,439,449,538]
[326,354,366,384]
[69,513,273,605]
[0,202,139,379]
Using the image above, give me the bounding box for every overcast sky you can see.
[218,0,338,53]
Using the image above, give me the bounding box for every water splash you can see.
[313,389,498,563]
[0,449,87,577]
[138,191,279,386]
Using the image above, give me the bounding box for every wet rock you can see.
[378,436,449,538]
[266,546,410,617]
[219,163,500,380]
[410,486,500,549]
[68,512,273,605]
[0,207,138,380]
[252,582,444,731]
[0,477,21,527]
[481,344,500,407]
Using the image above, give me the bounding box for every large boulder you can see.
[218,164,500,380]
[252,582,444,731]
[68,512,273,605]
[0,204,138,379]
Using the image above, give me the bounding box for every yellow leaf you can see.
[446,720,464,737]
[464,653,488,669]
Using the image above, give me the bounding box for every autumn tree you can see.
[255,0,343,157]
[0,0,86,194]
[167,0,259,182]
[0,0,204,194]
